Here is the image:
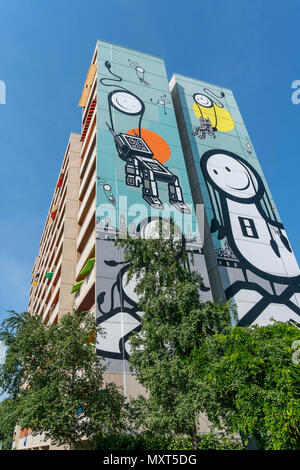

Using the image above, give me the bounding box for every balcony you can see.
[80,126,96,180]
[78,174,96,225]
[76,230,95,279]
[74,265,95,311]
[41,261,62,321]
[77,198,96,253]
[79,150,96,202]
[48,302,59,325]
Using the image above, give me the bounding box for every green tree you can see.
[116,219,236,449]
[94,431,243,450]
[193,321,300,449]
[0,310,125,449]
[0,398,19,450]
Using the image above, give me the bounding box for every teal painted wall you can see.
[95,43,212,371]
[96,41,199,238]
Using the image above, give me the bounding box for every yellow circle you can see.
[193,102,235,132]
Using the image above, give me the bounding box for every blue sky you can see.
[0,0,300,326]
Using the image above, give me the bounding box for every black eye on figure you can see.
[213,169,218,175]
[225,167,231,172]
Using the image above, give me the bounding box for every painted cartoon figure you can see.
[192,89,235,138]
[150,94,170,115]
[97,177,117,206]
[128,59,149,85]
[96,217,209,360]
[96,217,171,360]
[201,149,300,325]
[100,61,191,213]
[96,259,142,360]
[192,117,216,139]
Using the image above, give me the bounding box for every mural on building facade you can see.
[192,88,235,139]
[96,216,210,362]
[150,94,170,115]
[96,248,142,361]
[201,149,300,325]
[96,44,212,369]
[97,176,117,207]
[171,75,300,327]
[99,60,190,214]
[128,58,150,85]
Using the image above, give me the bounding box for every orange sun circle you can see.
[126,128,171,164]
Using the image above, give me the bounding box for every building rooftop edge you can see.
[170,73,234,93]
[97,39,165,62]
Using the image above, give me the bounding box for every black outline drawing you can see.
[150,94,170,115]
[192,88,233,139]
[96,260,142,361]
[99,60,191,214]
[128,58,149,85]
[97,176,117,206]
[200,149,300,325]
[192,117,216,139]
[96,217,210,360]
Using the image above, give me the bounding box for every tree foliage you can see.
[94,431,243,450]
[0,398,19,450]
[116,219,235,449]
[2,219,297,451]
[193,322,300,449]
[0,310,125,449]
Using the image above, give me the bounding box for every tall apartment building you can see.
[28,133,82,324]
[13,40,300,449]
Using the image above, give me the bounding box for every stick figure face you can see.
[204,153,260,199]
[110,90,144,115]
[194,93,213,108]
